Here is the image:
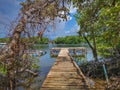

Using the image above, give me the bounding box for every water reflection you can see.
[14,44,93,90]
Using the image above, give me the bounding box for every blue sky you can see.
[0,0,79,38]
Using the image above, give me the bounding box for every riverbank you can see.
[1,44,119,89]
[79,56,120,89]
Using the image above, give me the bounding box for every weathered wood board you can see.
[40,48,89,90]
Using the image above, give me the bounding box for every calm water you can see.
[17,44,94,90]
[37,44,93,89]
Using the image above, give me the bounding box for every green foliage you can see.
[20,37,49,44]
[0,65,7,75]
[54,37,65,44]
[54,36,85,44]
[0,38,10,43]
[97,0,120,57]
[97,44,113,58]
[34,37,49,44]
[31,57,40,69]
[0,37,48,44]
[98,4,120,47]
[73,0,120,59]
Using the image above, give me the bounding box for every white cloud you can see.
[65,31,70,34]
[44,17,67,39]
[52,23,79,38]
[69,4,77,14]
[46,18,80,38]
[59,11,65,15]
[54,20,66,37]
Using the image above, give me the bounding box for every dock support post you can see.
[103,64,109,84]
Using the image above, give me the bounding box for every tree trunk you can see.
[83,31,98,61]
[92,30,98,61]
[0,16,27,61]
[40,34,43,42]
[9,16,27,56]
[1,15,27,90]
[92,48,98,61]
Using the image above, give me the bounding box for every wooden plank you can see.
[50,69,76,72]
[48,71,77,75]
[45,79,84,86]
[43,77,83,81]
[53,62,74,66]
[53,65,74,68]
[40,48,89,90]
[41,88,68,90]
[41,88,86,90]
[41,87,88,90]
[41,85,86,89]
[46,74,82,78]
[42,82,85,86]
[43,80,83,83]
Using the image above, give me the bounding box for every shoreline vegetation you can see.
[0,0,120,89]
[0,45,120,89]
[79,56,120,89]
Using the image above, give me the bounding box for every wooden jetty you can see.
[50,47,87,57]
[40,48,90,90]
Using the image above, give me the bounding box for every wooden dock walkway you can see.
[40,48,90,90]
[50,47,87,57]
